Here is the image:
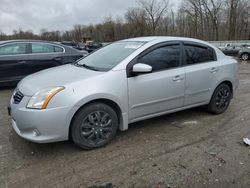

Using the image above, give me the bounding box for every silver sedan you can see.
[9,37,239,149]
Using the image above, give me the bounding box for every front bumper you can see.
[9,95,72,143]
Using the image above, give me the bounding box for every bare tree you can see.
[125,8,149,36]
[0,30,6,40]
[72,25,83,42]
[234,0,250,39]
[137,0,169,34]
[201,0,223,40]
[227,0,240,39]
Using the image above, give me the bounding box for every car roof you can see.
[122,36,212,46]
[0,39,87,54]
[241,47,250,51]
[0,39,59,45]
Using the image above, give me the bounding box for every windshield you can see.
[76,41,145,71]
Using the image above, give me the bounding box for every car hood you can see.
[18,64,104,96]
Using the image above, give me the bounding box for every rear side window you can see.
[32,43,63,53]
[0,43,26,55]
[184,45,215,65]
[137,45,181,72]
[54,46,64,52]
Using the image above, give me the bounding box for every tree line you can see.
[0,0,249,42]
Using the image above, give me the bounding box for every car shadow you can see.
[8,106,210,158]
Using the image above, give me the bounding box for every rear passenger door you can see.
[26,42,65,74]
[183,42,219,106]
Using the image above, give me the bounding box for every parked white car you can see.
[9,37,239,149]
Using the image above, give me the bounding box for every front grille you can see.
[13,90,24,104]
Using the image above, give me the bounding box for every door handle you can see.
[54,57,62,61]
[18,61,27,64]
[210,67,218,73]
[173,75,184,82]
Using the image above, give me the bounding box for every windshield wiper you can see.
[74,63,100,71]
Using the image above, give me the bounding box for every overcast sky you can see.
[0,0,179,34]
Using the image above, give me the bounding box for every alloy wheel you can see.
[215,87,231,111]
[80,111,113,145]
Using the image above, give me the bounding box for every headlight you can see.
[27,87,65,109]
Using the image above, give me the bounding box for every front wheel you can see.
[207,84,232,114]
[71,103,118,149]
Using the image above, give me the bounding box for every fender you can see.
[66,93,129,134]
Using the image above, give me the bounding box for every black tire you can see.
[71,103,118,149]
[207,83,232,114]
[241,53,250,61]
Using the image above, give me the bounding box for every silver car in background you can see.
[9,37,239,149]
[238,45,250,61]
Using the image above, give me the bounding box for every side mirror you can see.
[132,63,152,74]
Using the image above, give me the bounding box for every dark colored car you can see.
[0,40,86,86]
[61,41,103,53]
[61,41,87,51]
[85,43,103,53]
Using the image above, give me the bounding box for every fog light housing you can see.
[32,129,40,136]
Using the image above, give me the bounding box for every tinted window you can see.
[32,43,63,53]
[184,45,215,65]
[54,46,64,52]
[0,43,26,55]
[137,45,180,71]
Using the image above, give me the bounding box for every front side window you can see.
[0,43,26,55]
[77,41,145,71]
[184,45,215,65]
[137,45,181,72]
[32,43,63,53]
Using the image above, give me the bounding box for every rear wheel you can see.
[207,84,232,114]
[241,53,249,61]
[71,103,118,149]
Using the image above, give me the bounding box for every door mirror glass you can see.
[132,63,152,74]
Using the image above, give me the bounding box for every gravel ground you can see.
[1,60,250,188]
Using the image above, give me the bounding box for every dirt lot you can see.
[1,60,250,188]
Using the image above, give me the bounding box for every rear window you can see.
[54,46,64,52]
